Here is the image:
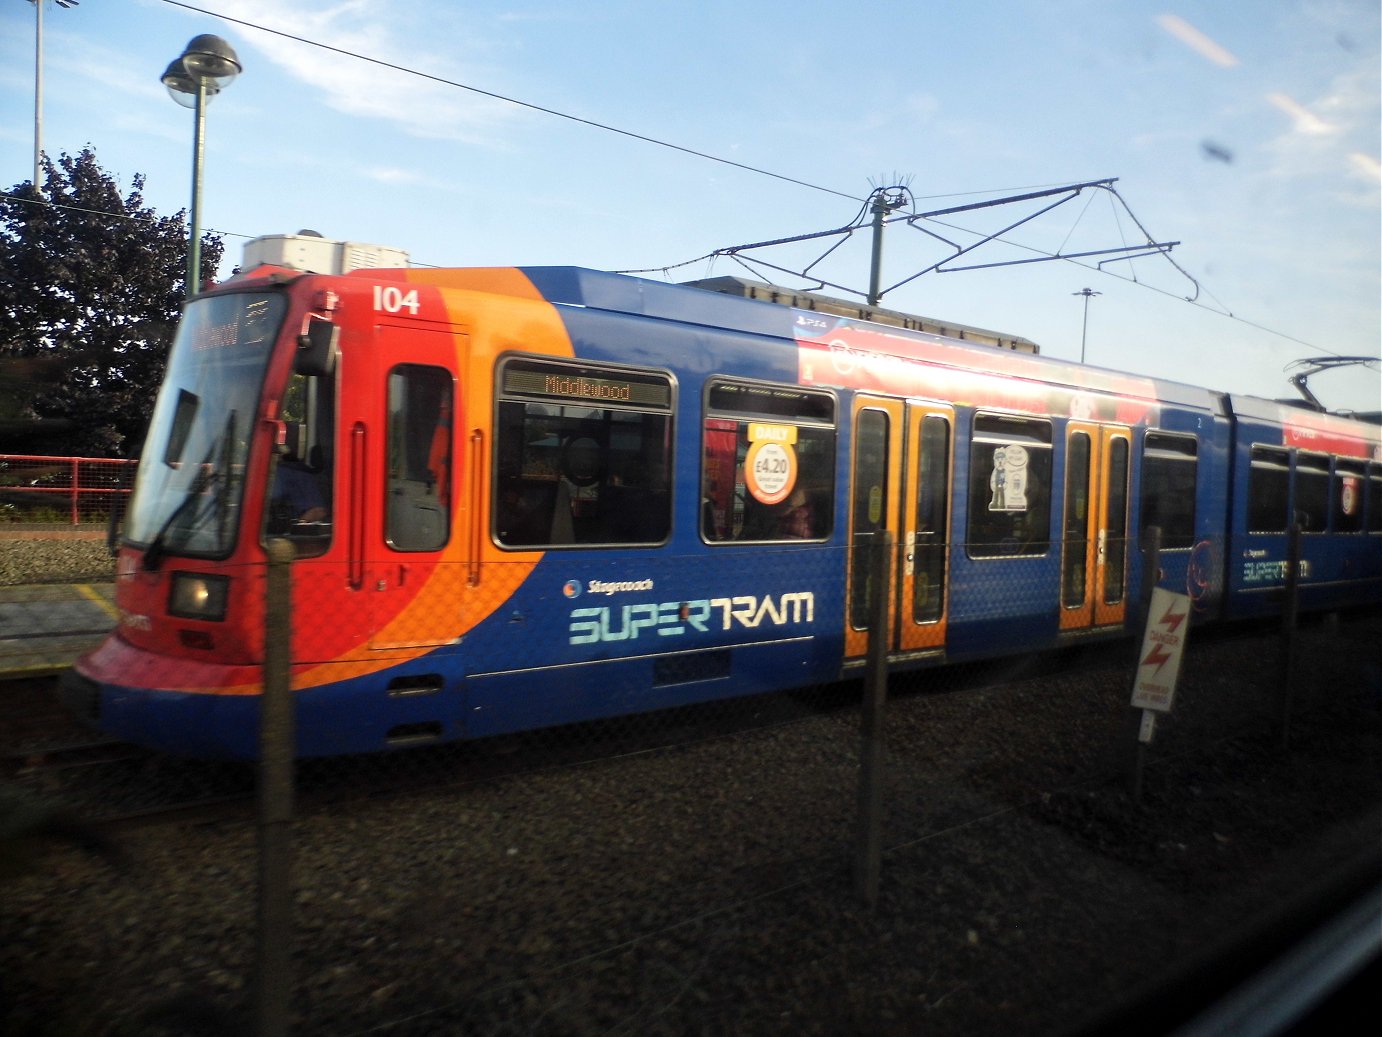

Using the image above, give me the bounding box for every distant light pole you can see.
[1072,287,1101,364]
[29,0,81,198]
[161,34,241,295]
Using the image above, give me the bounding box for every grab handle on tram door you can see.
[348,422,366,590]
[467,429,485,587]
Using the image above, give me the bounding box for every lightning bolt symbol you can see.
[1142,643,1174,675]
[1159,604,1186,634]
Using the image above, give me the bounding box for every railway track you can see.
[1,675,254,822]
[5,736,147,774]
[1,613,1360,829]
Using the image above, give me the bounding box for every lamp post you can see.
[162,34,241,296]
[30,0,80,199]
[1072,287,1101,364]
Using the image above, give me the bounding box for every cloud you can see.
[1265,92,1340,136]
[27,21,170,108]
[1261,65,1380,200]
[1156,14,1240,69]
[208,0,521,146]
[1348,152,1381,184]
[905,94,941,121]
[363,166,453,189]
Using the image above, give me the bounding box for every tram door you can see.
[363,325,463,651]
[846,396,954,659]
[1059,422,1131,631]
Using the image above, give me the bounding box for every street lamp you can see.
[162,34,241,296]
[29,0,81,199]
[1072,287,1101,364]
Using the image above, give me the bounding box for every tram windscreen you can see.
[124,291,286,559]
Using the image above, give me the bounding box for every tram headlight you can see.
[168,572,230,621]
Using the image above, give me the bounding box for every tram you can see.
[61,241,1382,758]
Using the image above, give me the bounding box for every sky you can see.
[2,0,1379,414]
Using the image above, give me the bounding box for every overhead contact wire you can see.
[160,0,862,203]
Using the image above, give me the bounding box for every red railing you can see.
[0,454,137,526]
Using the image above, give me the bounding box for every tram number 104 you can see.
[372,284,421,315]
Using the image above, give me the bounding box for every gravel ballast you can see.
[2,536,1379,1034]
[0,534,115,587]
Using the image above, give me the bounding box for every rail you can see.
[0,454,136,527]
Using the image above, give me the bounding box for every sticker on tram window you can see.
[988,444,1030,512]
[744,423,798,505]
[1340,477,1360,516]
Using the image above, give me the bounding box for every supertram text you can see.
[569,592,815,645]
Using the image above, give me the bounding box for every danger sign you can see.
[1130,588,1192,712]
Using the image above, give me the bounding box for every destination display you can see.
[503,360,672,409]
[188,296,280,353]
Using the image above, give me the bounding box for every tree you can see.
[0,148,223,456]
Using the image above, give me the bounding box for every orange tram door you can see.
[843,398,1132,663]
[844,396,955,661]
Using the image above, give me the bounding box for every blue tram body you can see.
[1223,396,1382,618]
[64,261,1382,759]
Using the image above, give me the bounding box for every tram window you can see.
[1248,447,1290,533]
[912,415,951,624]
[386,364,452,552]
[1062,432,1092,607]
[966,414,1053,558]
[165,389,198,466]
[1104,436,1130,604]
[1140,432,1198,549]
[1333,459,1367,534]
[701,379,836,543]
[266,370,336,556]
[1294,452,1330,533]
[494,357,673,548]
[850,408,890,629]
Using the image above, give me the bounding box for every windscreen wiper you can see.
[142,411,238,571]
[142,459,217,571]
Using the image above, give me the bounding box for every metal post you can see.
[1137,526,1162,634]
[1126,526,1161,802]
[33,0,43,196]
[1073,288,1100,364]
[257,538,296,1037]
[867,196,888,307]
[1080,295,1090,363]
[188,78,207,295]
[1277,523,1301,749]
[162,35,240,294]
[855,530,893,908]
